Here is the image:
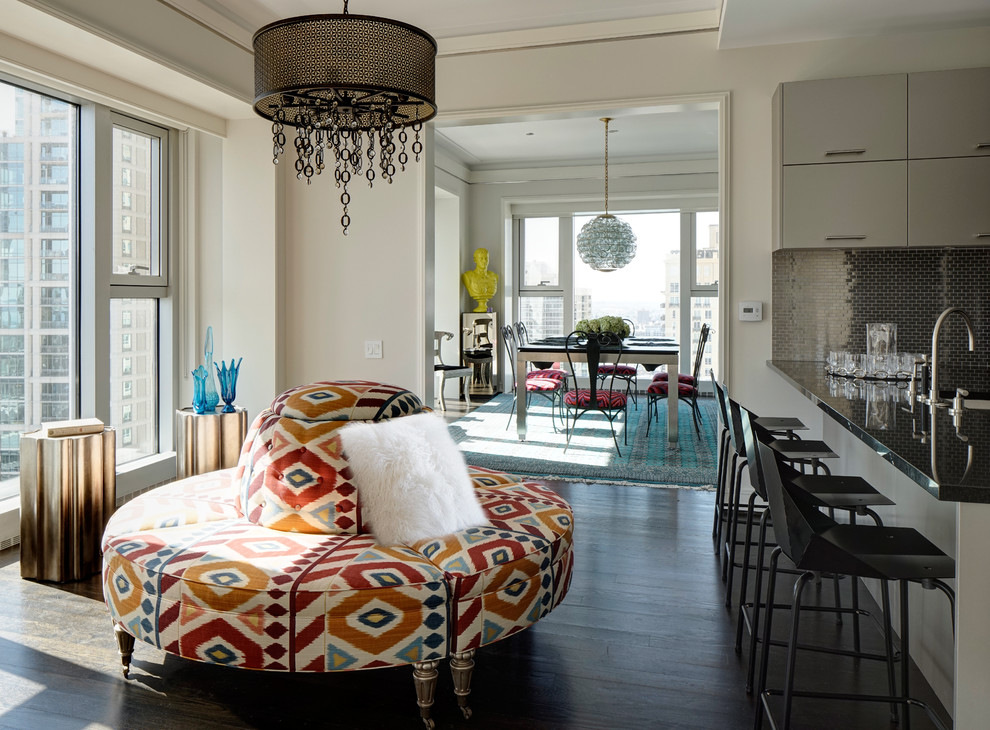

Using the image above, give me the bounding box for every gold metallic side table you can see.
[19,428,116,582]
[175,407,248,480]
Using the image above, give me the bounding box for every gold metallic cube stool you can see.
[19,428,116,582]
[175,407,248,480]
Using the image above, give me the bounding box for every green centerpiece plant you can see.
[575,315,631,339]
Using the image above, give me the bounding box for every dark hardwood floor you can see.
[0,481,949,729]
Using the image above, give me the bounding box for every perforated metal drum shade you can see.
[252,14,437,130]
[251,12,438,235]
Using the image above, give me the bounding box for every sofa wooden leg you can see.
[113,624,135,678]
[412,659,440,729]
[450,649,476,719]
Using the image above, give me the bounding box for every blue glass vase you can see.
[191,366,209,414]
[203,326,220,411]
[215,357,242,413]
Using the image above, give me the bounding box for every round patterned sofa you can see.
[102,381,574,727]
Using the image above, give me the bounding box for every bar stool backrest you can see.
[751,418,833,566]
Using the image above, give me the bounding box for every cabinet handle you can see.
[976,143,990,150]
[975,233,990,238]
[825,235,867,240]
[824,148,866,156]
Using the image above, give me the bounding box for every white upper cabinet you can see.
[909,67,990,160]
[783,162,907,249]
[781,74,907,165]
[909,157,990,247]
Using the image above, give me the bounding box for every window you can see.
[40,286,69,328]
[121,191,132,209]
[512,210,719,388]
[40,143,68,161]
[121,214,132,233]
[121,403,132,423]
[40,163,69,185]
[41,334,69,376]
[41,382,70,421]
[0,78,175,503]
[0,163,24,184]
[0,211,24,232]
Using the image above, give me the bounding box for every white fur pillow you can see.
[339,412,487,546]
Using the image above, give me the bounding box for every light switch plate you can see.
[364,340,383,358]
[739,301,763,322]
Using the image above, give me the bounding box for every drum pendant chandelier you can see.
[576,118,637,272]
[252,1,438,235]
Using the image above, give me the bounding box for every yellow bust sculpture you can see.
[462,247,498,313]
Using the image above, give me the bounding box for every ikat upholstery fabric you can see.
[102,465,574,672]
[597,364,638,377]
[564,389,628,409]
[526,368,566,381]
[648,380,697,397]
[235,380,425,535]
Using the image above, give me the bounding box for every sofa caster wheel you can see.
[421,719,435,730]
[461,705,473,719]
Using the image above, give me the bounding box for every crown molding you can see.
[437,10,720,56]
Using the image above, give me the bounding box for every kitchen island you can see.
[770,359,990,729]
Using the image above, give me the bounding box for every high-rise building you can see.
[0,84,157,497]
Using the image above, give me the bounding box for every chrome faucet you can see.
[929,307,976,407]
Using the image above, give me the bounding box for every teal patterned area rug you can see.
[448,393,719,488]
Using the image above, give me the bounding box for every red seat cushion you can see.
[597,364,637,377]
[526,377,563,392]
[648,380,696,397]
[651,372,696,385]
[527,368,566,382]
[563,389,627,409]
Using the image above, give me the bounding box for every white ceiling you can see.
[155,0,990,169]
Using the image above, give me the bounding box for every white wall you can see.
[280,156,429,396]
[219,118,283,419]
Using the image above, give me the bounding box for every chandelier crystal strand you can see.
[253,3,437,233]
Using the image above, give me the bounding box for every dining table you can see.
[516,336,681,444]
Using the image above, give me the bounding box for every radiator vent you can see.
[0,534,21,551]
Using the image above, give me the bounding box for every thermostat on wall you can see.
[739,301,763,322]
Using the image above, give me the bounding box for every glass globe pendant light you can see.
[576,117,637,272]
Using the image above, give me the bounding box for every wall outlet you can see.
[364,340,383,359]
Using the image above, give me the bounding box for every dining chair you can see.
[596,318,639,408]
[499,324,565,431]
[652,322,710,388]
[646,323,709,435]
[433,331,472,412]
[562,330,628,456]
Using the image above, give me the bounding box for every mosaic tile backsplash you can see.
[772,247,990,394]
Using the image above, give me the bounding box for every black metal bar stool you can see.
[734,400,896,692]
[752,435,955,730]
[710,376,806,559]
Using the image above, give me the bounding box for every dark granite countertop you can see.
[769,360,990,503]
